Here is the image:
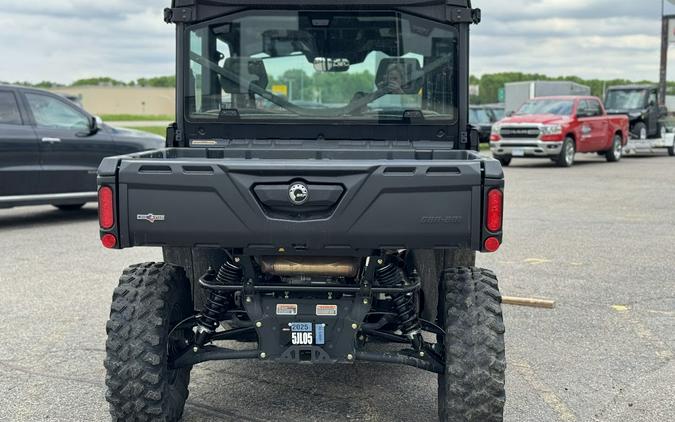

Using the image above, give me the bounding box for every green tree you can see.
[72,77,127,87]
[137,76,176,88]
[471,72,661,104]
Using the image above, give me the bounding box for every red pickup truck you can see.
[490,96,629,167]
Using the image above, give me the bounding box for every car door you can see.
[586,99,608,150]
[22,91,119,194]
[0,89,41,197]
[575,100,595,153]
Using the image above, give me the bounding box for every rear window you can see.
[0,91,22,125]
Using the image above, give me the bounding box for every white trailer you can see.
[624,132,675,156]
[504,81,591,115]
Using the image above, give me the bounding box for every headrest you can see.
[219,58,269,94]
[375,58,423,95]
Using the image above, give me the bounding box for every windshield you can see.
[469,108,492,125]
[517,99,574,116]
[186,11,458,123]
[605,89,647,110]
[489,107,505,120]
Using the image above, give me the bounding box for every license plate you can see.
[282,322,314,345]
[512,148,525,157]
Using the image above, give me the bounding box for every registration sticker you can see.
[315,324,326,345]
[276,304,298,316]
[316,304,338,316]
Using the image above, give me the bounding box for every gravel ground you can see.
[0,152,673,421]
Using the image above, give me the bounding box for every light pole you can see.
[660,0,675,105]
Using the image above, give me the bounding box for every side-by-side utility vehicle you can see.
[605,84,668,140]
[99,1,506,421]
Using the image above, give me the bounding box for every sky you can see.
[0,0,674,84]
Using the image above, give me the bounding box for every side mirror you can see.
[649,100,656,108]
[90,116,102,134]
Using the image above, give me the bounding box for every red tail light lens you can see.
[484,237,501,253]
[101,233,117,249]
[486,188,503,232]
[98,186,114,229]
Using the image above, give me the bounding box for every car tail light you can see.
[98,186,114,229]
[486,188,503,232]
[101,233,117,249]
[484,237,501,253]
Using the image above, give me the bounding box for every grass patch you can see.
[127,126,167,137]
[480,143,490,151]
[101,114,174,122]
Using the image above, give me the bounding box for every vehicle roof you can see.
[179,0,470,7]
[0,83,59,95]
[530,95,600,101]
[606,84,657,90]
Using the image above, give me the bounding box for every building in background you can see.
[504,81,591,115]
[49,86,175,116]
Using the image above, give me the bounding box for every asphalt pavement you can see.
[0,152,674,421]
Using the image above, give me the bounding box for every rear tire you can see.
[605,134,623,162]
[105,263,193,422]
[633,122,647,140]
[437,268,506,422]
[555,137,576,167]
[495,156,511,167]
[54,203,85,211]
[413,249,476,323]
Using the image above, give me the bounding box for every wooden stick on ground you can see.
[502,296,556,309]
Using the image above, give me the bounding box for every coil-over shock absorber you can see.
[195,260,243,346]
[375,264,421,338]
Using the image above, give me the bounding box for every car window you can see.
[587,99,602,117]
[0,91,23,125]
[648,91,657,106]
[576,100,589,116]
[25,93,89,130]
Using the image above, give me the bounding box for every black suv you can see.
[0,85,164,210]
[470,105,499,143]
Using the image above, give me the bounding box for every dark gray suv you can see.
[0,85,165,210]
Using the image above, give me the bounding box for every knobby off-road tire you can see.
[438,268,506,422]
[105,263,193,421]
[633,121,647,141]
[413,249,476,322]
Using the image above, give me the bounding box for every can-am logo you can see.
[420,216,462,224]
[137,214,165,223]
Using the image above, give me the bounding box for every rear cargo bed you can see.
[98,142,503,254]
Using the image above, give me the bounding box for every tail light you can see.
[98,186,114,229]
[484,237,501,252]
[486,188,503,232]
[101,233,117,249]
